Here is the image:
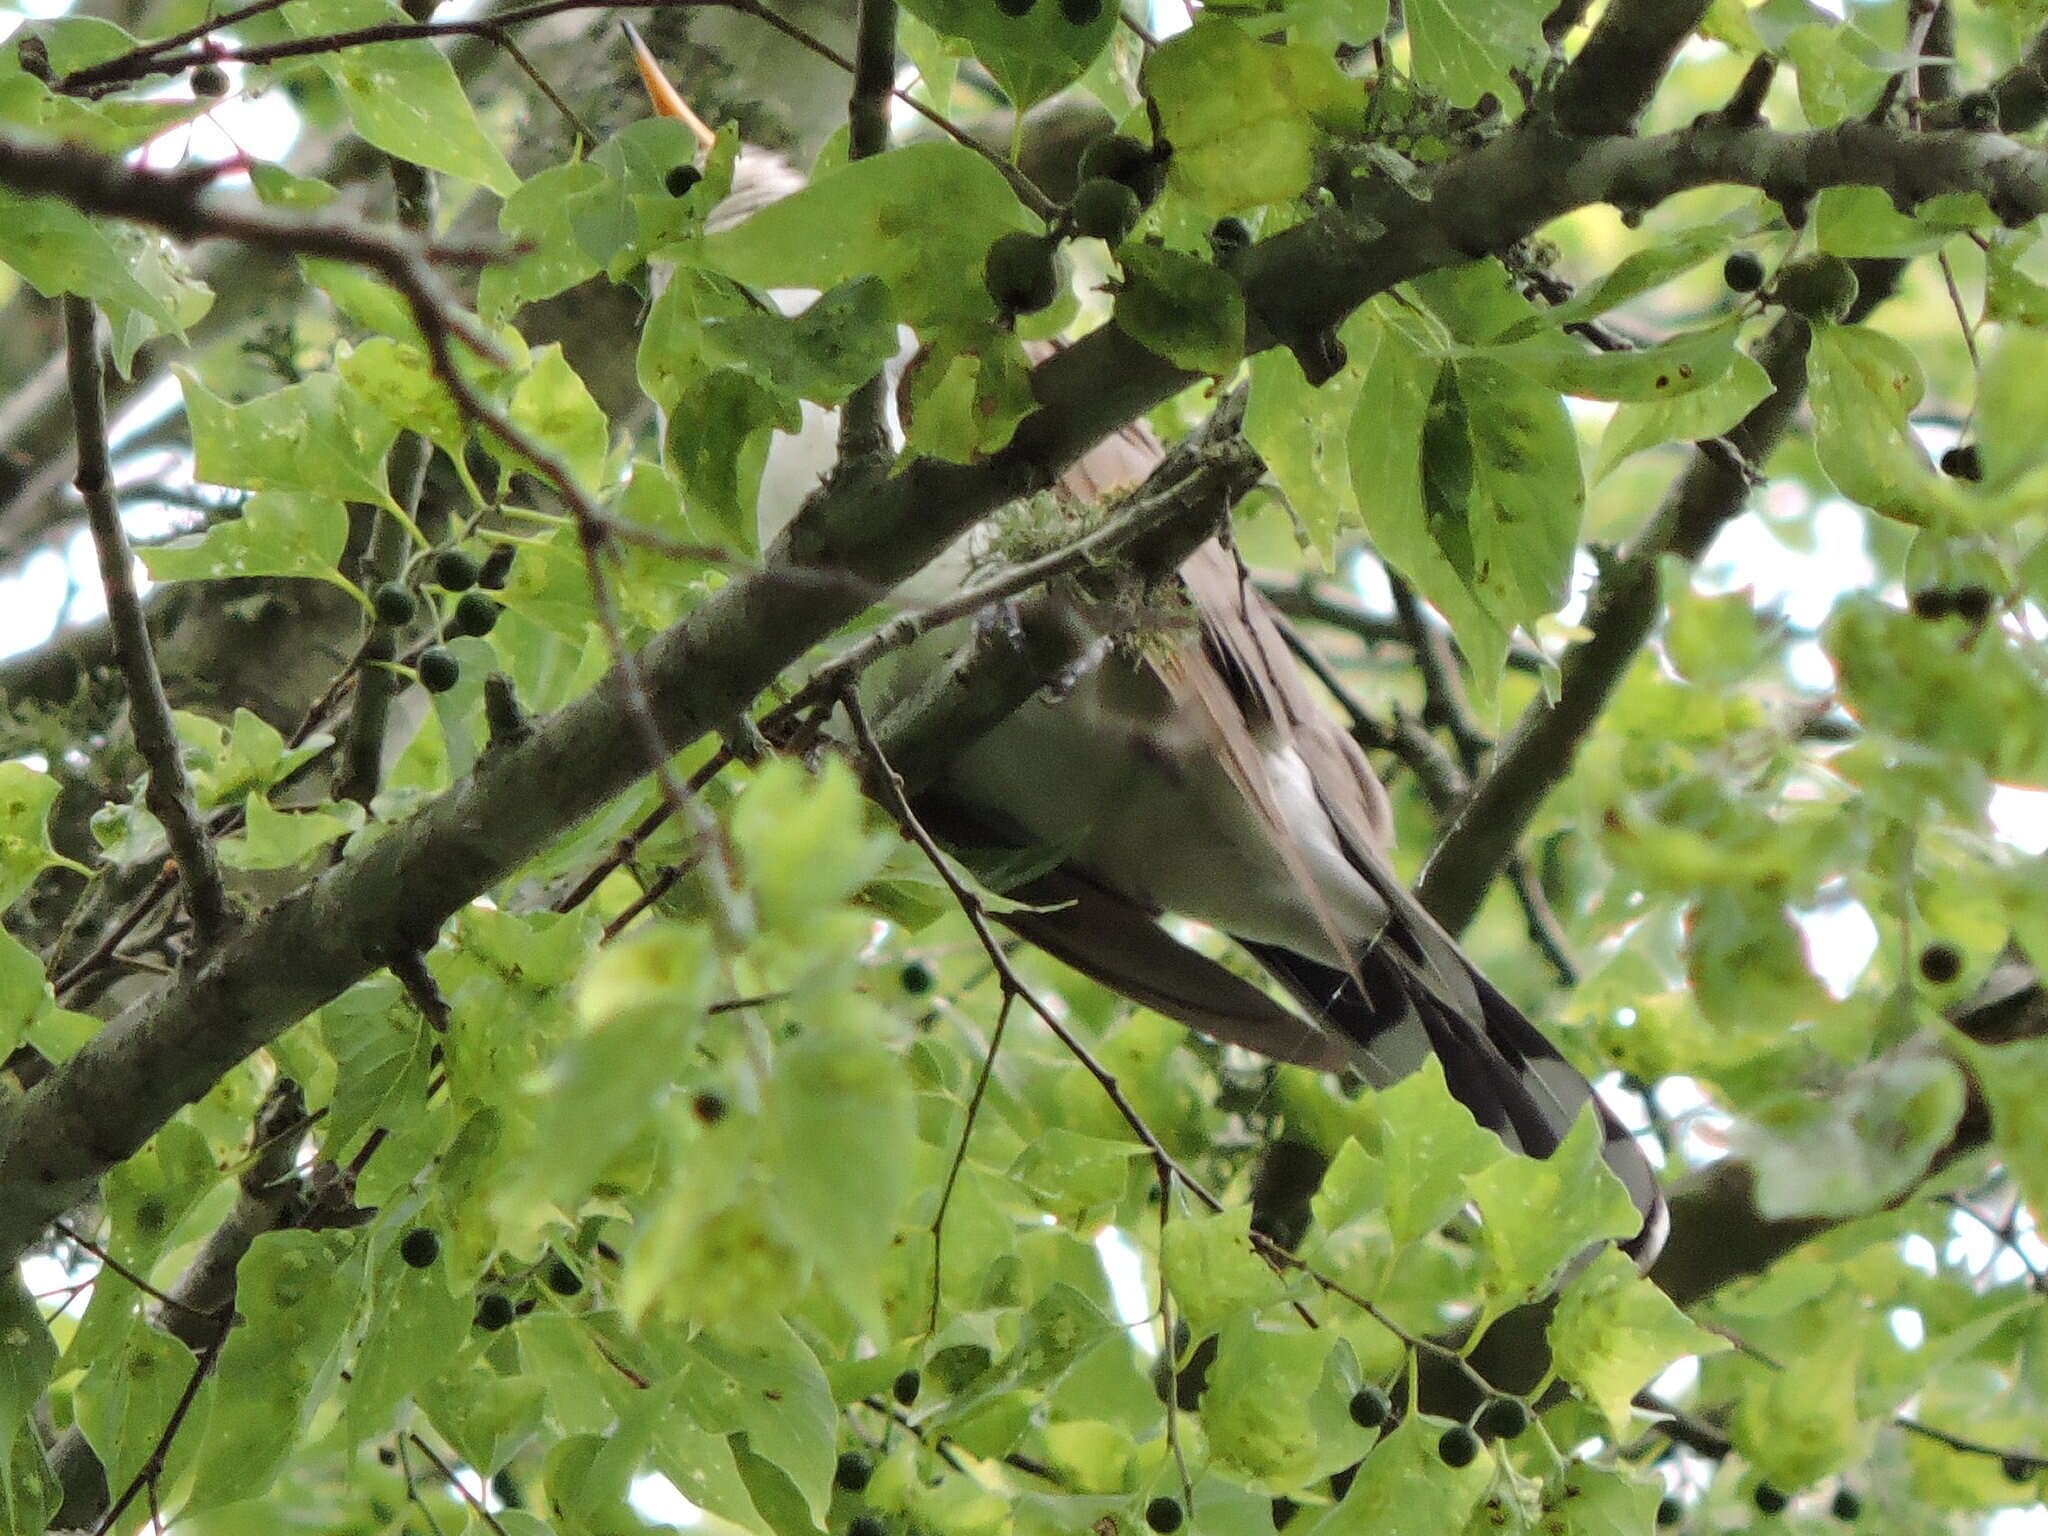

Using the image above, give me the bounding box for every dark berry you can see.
[2003,1455,2037,1484]
[1059,0,1102,23]
[995,0,1034,13]
[474,1292,515,1330]
[372,582,417,627]
[479,545,516,589]
[378,1445,398,1465]
[1958,92,1999,131]
[434,549,480,591]
[665,163,702,198]
[849,1517,887,1536]
[398,1227,440,1268]
[899,960,934,995]
[450,591,501,638]
[1271,1497,1299,1530]
[1438,1424,1481,1468]
[692,1090,727,1125]
[983,232,1060,317]
[1940,443,1983,481]
[1831,1487,1862,1521]
[191,61,229,97]
[1753,1483,1788,1514]
[1475,1397,1531,1441]
[1657,1494,1683,1526]
[835,1451,874,1491]
[1071,176,1142,243]
[1078,133,1165,207]
[1909,588,1955,620]
[544,1258,582,1295]
[1144,1495,1182,1533]
[1952,584,1994,624]
[1209,217,1252,260]
[418,646,460,694]
[1347,1386,1390,1429]
[892,1368,921,1406]
[1723,251,1765,292]
[1919,942,1962,984]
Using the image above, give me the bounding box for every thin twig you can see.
[928,988,1013,1334]
[51,1219,220,1322]
[836,0,899,466]
[65,296,232,950]
[408,1433,509,1536]
[92,1333,223,1536]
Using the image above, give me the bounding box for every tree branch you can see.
[835,0,898,465]
[1549,0,1712,137]
[64,296,232,951]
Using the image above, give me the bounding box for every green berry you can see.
[1909,588,1955,620]
[1753,1483,1789,1515]
[398,1227,440,1268]
[983,232,1060,317]
[1475,1397,1531,1441]
[418,647,460,694]
[191,62,229,98]
[372,582,417,627]
[450,591,501,639]
[1723,251,1765,292]
[544,1258,582,1295]
[1919,942,1962,984]
[1144,1495,1183,1533]
[1071,176,1142,244]
[1347,1386,1390,1429]
[1078,132,1165,207]
[1437,1425,1481,1468]
[434,549,480,591]
[1939,443,1982,481]
[1771,253,1859,322]
[892,1368,921,1406]
[835,1451,874,1492]
[1656,1494,1682,1526]
[1059,0,1102,23]
[474,1292,515,1331]
[665,163,702,198]
[1831,1487,1862,1521]
[1952,584,1994,624]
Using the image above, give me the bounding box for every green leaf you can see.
[499,344,610,494]
[0,762,87,906]
[337,336,466,456]
[476,159,608,321]
[1245,335,1364,559]
[1595,352,1772,479]
[1958,1036,2048,1222]
[320,978,436,1161]
[1463,1111,1642,1303]
[143,491,354,593]
[1730,1297,1868,1486]
[731,759,893,933]
[0,188,212,360]
[284,0,517,193]
[1114,244,1246,375]
[1161,1206,1289,1331]
[0,1277,57,1533]
[1143,22,1357,215]
[418,1369,547,1477]
[1314,1057,1511,1251]
[1737,1055,1966,1219]
[1815,185,1995,259]
[1549,1247,1731,1437]
[677,1322,836,1524]
[897,0,1117,110]
[1405,0,1547,106]
[698,140,1037,330]
[1683,885,1831,1033]
[1305,1408,1492,1533]
[1808,326,1976,531]
[663,367,782,557]
[702,275,903,406]
[1192,1320,1330,1487]
[1502,219,1749,335]
[347,1238,471,1438]
[899,332,1036,463]
[1486,318,1741,403]
[187,1230,363,1511]
[177,368,399,507]
[74,1317,204,1501]
[217,793,365,871]
[250,163,339,209]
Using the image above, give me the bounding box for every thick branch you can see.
[835,0,897,463]
[63,297,231,950]
[1549,0,1712,136]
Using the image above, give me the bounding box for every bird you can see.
[624,28,1668,1266]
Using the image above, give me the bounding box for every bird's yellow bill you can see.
[623,20,717,153]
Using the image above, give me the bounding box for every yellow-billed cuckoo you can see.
[627,29,1668,1265]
